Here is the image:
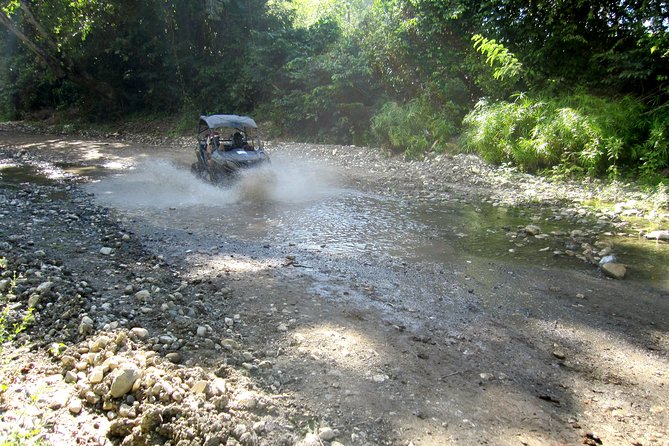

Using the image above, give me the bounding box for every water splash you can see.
[87,156,342,210]
[88,159,235,208]
[234,155,341,204]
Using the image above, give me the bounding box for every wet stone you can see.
[601,262,627,279]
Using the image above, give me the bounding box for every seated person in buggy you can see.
[232,131,254,150]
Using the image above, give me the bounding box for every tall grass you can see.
[459,92,660,176]
[371,94,460,158]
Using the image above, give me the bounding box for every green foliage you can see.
[0,259,33,349]
[471,34,522,81]
[265,22,384,144]
[0,0,667,182]
[290,0,371,30]
[460,92,654,175]
[635,112,669,180]
[371,94,459,158]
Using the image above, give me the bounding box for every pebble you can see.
[524,225,542,236]
[100,247,113,255]
[372,374,388,383]
[36,281,54,293]
[318,427,337,441]
[297,433,321,446]
[89,366,105,384]
[645,230,669,241]
[68,398,83,415]
[50,389,71,409]
[110,363,141,398]
[221,338,241,350]
[165,352,182,364]
[601,262,627,279]
[553,350,566,360]
[231,390,258,410]
[91,335,111,352]
[79,316,95,335]
[131,327,150,340]
[134,290,151,301]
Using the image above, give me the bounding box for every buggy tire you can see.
[191,161,209,181]
[207,165,222,185]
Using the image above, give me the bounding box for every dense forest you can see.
[1,0,668,181]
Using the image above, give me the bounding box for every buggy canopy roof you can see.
[199,114,257,130]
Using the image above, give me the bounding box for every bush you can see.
[460,92,654,175]
[635,112,669,181]
[371,95,460,158]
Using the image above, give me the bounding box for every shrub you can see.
[460,92,651,175]
[635,112,669,180]
[371,94,460,158]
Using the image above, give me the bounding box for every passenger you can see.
[232,132,245,149]
[206,132,221,158]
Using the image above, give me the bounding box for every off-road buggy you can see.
[191,114,270,184]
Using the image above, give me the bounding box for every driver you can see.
[206,132,220,165]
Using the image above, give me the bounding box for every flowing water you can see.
[3,147,666,293]
[82,154,669,294]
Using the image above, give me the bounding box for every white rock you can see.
[196,326,207,337]
[318,427,337,441]
[372,374,388,383]
[50,389,71,409]
[109,363,141,398]
[68,398,83,415]
[645,230,669,241]
[601,262,627,279]
[100,247,113,255]
[231,390,258,410]
[524,225,542,236]
[134,290,151,301]
[209,378,227,397]
[296,433,321,446]
[89,366,105,384]
[131,327,149,340]
[36,281,54,293]
[479,373,494,381]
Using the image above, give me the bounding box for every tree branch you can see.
[0,2,118,103]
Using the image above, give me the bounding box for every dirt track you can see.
[1,123,668,446]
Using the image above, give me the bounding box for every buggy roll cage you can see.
[197,114,262,151]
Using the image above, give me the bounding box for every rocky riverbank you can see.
[1,121,668,446]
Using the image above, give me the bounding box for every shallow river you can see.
[82,152,668,290]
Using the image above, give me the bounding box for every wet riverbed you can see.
[3,146,667,293]
[2,131,669,445]
[81,153,669,296]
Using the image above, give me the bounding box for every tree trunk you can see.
[0,2,118,104]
